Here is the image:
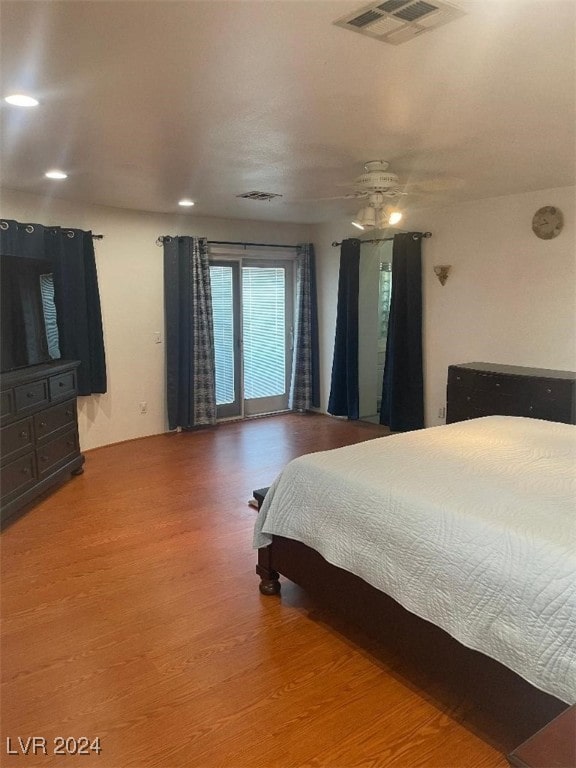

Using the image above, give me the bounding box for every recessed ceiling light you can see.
[178,199,195,207]
[45,170,68,180]
[388,211,403,225]
[4,94,39,107]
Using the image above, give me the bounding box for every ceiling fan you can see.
[292,160,408,230]
[333,160,408,230]
[295,158,461,230]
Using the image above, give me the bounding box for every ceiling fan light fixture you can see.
[353,203,403,231]
[355,205,377,229]
[45,169,68,180]
[376,207,390,229]
[4,93,39,107]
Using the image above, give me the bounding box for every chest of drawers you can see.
[446,362,576,425]
[1,360,85,525]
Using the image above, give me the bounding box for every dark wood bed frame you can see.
[255,369,575,754]
[257,526,568,752]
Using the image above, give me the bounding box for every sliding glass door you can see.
[210,259,294,419]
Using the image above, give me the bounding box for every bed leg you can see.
[256,546,281,595]
[259,575,281,595]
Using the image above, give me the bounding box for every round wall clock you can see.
[532,206,564,240]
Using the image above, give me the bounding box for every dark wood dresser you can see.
[446,362,576,425]
[1,360,85,525]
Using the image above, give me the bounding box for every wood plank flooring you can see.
[1,413,510,768]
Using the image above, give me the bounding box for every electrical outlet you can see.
[154,332,162,344]
[139,401,147,414]
[438,406,446,419]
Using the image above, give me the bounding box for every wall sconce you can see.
[433,265,451,286]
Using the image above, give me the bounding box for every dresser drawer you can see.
[448,387,528,419]
[0,417,33,462]
[1,389,15,426]
[473,372,523,395]
[449,367,520,396]
[37,428,79,478]
[1,452,37,501]
[14,379,49,413]
[49,370,76,400]
[525,399,574,424]
[34,400,77,442]
[522,378,573,403]
[448,367,480,390]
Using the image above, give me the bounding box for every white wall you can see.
[313,185,576,427]
[4,184,574,448]
[1,188,312,450]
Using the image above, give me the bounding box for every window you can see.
[209,255,294,419]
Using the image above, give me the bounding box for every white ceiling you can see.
[1,0,575,224]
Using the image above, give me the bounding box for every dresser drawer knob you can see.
[66,409,73,417]
[466,396,471,401]
[495,383,500,387]
[26,391,35,399]
[546,388,552,394]
[67,440,74,447]
[59,381,65,387]
[39,421,47,428]
[19,431,28,439]
[21,466,30,475]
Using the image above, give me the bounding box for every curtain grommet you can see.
[0,221,9,230]
[25,225,35,233]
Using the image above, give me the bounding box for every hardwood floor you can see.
[1,413,510,768]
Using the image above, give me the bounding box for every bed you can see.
[254,415,576,744]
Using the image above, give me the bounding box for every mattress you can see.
[253,416,576,704]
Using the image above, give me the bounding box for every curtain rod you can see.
[331,232,432,247]
[156,236,297,249]
[209,240,297,249]
[0,221,104,239]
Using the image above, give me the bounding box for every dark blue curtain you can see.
[163,236,216,430]
[47,228,107,395]
[0,219,107,395]
[328,238,360,419]
[379,233,424,431]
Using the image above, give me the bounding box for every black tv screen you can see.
[1,254,55,372]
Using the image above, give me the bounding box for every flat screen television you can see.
[1,254,60,373]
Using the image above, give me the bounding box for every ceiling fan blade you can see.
[402,177,465,193]
[290,192,366,202]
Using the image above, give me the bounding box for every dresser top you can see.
[1,360,80,389]
[450,362,576,381]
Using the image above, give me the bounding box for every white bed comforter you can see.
[253,416,576,703]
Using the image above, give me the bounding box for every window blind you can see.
[242,267,286,400]
[210,265,235,405]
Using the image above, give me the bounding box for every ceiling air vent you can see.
[236,191,283,201]
[334,0,465,45]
